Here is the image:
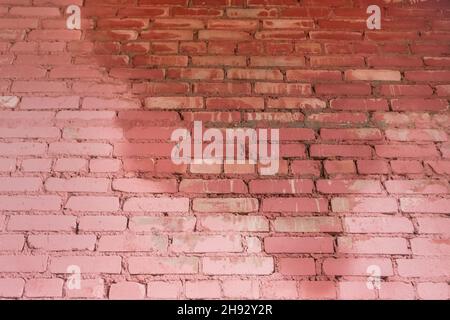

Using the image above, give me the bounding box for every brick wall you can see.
[0,0,449,300]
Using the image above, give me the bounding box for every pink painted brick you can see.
[323,258,393,276]
[54,158,88,172]
[417,282,449,300]
[129,257,198,275]
[202,257,274,275]
[129,216,196,232]
[28,235,96,251]
[79,216,127,232]
[49,256,122,274]
[123,197,189,212]
[90,159,122,172]
[147,281,182,299]
[0,195,61,211]
[7,215,76,231]
[261,281,298,299]
[21,158,52,172]
[171,234,242,253]
[278,258,316,276]
[339,282,375,300]
[45,177,110,193]
[0,158,16,172]
[185,280,221,299]
[65,196,120,212]
[25,279,63,298]
[98,234,168,252]
[299,281,336,300]
[0,234,25,251]
[66,279,105,299]
[0,255,48,273]
[109,282,146,300]
[0,278,25,298]
[222,280,259,299]
[378,282,415,300]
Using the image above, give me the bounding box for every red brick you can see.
[317,179,382,194]
[268,97,326,110]
[315,83,371,95]
[206,97,263,110]
[291,160,321,176]
[310,145,372,158]
[321,129,382,141]
[386,129,447,142]
[330,98,388,111]
[324,160,356,175]
[391,160,424,174]
[391,98,448,112]
[380,85,433,97]
[376,145,439,159]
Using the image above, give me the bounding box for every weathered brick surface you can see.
[0,0,449,300]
